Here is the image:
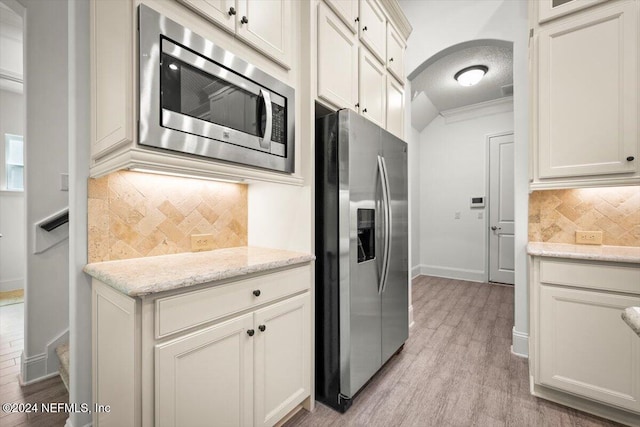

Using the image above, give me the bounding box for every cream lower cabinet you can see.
[530,257,640,423]
[92,264,312,427]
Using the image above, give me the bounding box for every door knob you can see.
[247,329,255,337]
[240,16,248,24]
[228,7,236,16]
[252,289,261,297]
[627,156,635,161]
[258,325,266,332]
[491,226,501,231]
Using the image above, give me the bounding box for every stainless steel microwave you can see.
[138,5,295,173]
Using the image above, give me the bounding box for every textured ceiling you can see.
[410,41,513,112]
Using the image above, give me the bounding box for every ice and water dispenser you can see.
[357,209,375,263]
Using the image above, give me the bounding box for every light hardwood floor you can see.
[0,302,69,427]
[286,276,622,427]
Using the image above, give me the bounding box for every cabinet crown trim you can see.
[378,0,412,39]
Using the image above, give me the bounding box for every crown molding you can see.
[379,0,412,40]
[440,96,513,124]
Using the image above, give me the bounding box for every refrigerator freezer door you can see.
[380,129,409,364]
[338,110,382,398]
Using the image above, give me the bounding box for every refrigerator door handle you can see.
[377,155,392,294]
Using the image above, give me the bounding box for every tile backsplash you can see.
[528,186,640,247]
[88,171,248,263]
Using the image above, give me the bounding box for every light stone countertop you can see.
[84,246,315,297]
[527,242,640,264]
[622,307,640,338]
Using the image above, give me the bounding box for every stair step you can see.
[55,343,69,392]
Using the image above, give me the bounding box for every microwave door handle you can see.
[259,89,272,150]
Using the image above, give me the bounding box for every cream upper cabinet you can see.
[538,0,609,23]
[236,0,292,69]
[317,2,358,111]
[359,0,386,62]
[177,0,236,32]
[254,294,310,427]
[324,0,358,33]
[90,0,133,160]
[179,0,291,68]
[386,22,405,83]
[532,0,639,188]
[155,314,255,427]
[359,48,386,128]
[386,75,404,139]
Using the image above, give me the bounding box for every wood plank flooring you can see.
[0,302,69,427]
[286,276,623,427]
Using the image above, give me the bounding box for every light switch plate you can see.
[575,230,603,245]
[191,234,215,252]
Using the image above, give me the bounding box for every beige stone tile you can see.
[157,218,184,244]
[177,209,205,236]
[157,200,185,224]
[109,239,142,261]
[110,196,144,225]
[88,176,109,200]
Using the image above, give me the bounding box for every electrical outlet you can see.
[575,231,603,245]
[191,234,215,252]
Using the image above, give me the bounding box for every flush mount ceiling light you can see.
[454,65,488,86]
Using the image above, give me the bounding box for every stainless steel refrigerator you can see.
[315,109,409,412]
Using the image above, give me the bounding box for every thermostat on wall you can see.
[470,196,485,208]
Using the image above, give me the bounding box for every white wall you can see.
[418,110,513,281]
[22,0,70,382]
[68,0,92,425]
[400,0,529,356]
[0,89,25,292]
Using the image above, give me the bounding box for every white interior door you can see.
[489,133,514,285]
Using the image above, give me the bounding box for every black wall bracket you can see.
[39,210,69,232]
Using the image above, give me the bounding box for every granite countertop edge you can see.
[84,247,315,297]
[527,242,640,264]
[621,307,640,338]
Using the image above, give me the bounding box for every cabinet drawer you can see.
[539,259,640,295]
[155,265,311,338]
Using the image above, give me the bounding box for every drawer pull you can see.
[247,329,255,337]
[258,325,266,332]
[253,289,261,297]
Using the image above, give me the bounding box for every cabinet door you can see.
[254,293,310,427]
[359,48,386,128]
[236,0,291,69]
[538,0,609,23]
[359,0,386,62]
[317,2,358,111]
[386,75,404,139]
[386,22,405,83]
[325,0,358,33]
[178,0,236,33]
[155,314,254,427]
[537,2,638,179]
[90,0,133,159]
[538,285,640,412]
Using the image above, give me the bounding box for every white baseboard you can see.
[511,327,529,358]
[20,328,69,383]
[411,266,421,279]
[408,304,414,328]
[418,264,486,283]
[0,278,23,292]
